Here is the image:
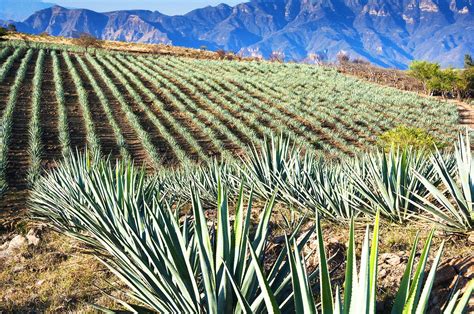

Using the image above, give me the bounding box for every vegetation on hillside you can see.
[378,126,444,152]
[0,41,460,200]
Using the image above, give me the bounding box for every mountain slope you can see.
[10,0,474,68]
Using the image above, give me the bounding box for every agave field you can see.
[0,40,472,312]
[0,41,460,213]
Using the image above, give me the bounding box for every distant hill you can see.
[9,0,474,68]
[0,0,55,21]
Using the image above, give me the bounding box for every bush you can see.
[378,126,444,152]
[458,67,474,98]
[0,27,7,38]
[75,33,101,52]
[7,24,16,32]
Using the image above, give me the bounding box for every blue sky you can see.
[49,0,243,15]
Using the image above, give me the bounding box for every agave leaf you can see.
[222,263,253,314]
[316,212,334,313]
[391,233,420,314]
[248,241,281,314]
[216,177,231,312]
[286,236,317,314]
[343,218,356,314]
[402,229,435,313]
[452,279,474,314]
[415,241,445,313]
[191,186,217,313]
[369,211,380,313]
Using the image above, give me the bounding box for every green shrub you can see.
[0,27,7,38]
[378,126,444,152]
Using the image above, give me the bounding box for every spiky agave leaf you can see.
[349,147,447,223]
[240,133,300,200]
[30,152,316,312]
[411,131,474,231]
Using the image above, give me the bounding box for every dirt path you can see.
[457,102,474,130]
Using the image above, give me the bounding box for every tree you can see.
[216,49,226,59]
[0,27,7,39]
[336,51,350,64]
[269,50,285,63]
[457,67,474,99]
[408,60,440,94]
[427,68,458,98]
[75,33,101,53]
[7,24,16,32]
[465,54,474,68]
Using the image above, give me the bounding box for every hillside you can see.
[0,39,461,219]
[6,0,474,68]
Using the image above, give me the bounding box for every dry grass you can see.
[0,230,128,312]
[3,33,245,61]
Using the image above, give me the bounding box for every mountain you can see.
[10,0,474,68]
[0,0,55,21]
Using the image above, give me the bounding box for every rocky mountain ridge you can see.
[5,0,474,68]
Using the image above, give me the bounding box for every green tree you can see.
[0,27,7,39]
[457,67,474,99]
[465,54,474,68]
[427,68,458,98]
[7,24,16,32]
[408,60,440,93]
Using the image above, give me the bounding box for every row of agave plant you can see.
[29,132,473,312]
[158,131,473,232]
[29,154,473,313]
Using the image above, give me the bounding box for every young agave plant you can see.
[349,148,449,223]
[278,158,360,220]
[156,159,239,207]
[29,152,316,312]
[246,211,473,313]
[412,131,474,231]
[240,133,301,200]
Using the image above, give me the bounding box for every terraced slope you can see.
[0,42,460,221]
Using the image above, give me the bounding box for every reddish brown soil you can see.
[82,57,154,171]
[94,56,177,166]
[57,54,87,151]
[39,53,62,170]
[70,55,121,159]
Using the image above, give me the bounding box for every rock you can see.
[468,232,474,244]
[380,253,402,266]
[12,265,24,273]
[0,241,9,251]
[8,235,27,250]
[0,235,27,259]
[26,229,40,246]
